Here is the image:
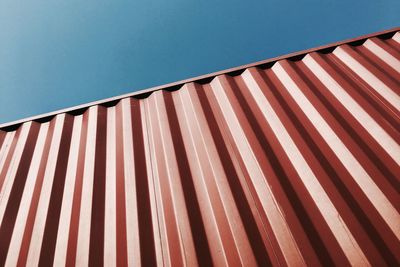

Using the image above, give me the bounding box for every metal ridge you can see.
[1,26,399,131]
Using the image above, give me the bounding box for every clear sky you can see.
[0,0,399,124]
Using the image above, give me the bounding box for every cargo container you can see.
[0,27,399,266]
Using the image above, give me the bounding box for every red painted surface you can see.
[0,29,399,266]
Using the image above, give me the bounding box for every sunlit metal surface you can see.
[0,29,399,267]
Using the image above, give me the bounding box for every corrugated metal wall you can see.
[0,30,399,267]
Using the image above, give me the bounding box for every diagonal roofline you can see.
[1,26,399,131]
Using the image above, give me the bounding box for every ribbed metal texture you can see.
[0,30,399,267]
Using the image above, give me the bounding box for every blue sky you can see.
[0,0,399,124]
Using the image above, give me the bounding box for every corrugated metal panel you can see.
[0,30,399,266]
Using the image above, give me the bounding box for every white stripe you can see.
[245,68,370,266]
[273,62,400,240]
[393,32,400,44]
[364,39,400,73]
[5,123,49,267]
[53,115,82,267]
[0,123,32,226]
[0,132,16,179]
[303,54,400,165]
[141,100,164,267]
[121,99,141,267]
[333,46,400,111]
[104,107,117,267]
[75,107,98,267]
[146,95,181,266]
[26,115,65,267]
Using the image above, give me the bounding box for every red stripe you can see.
[66,112,89,267]
[115,102,128,267]
[38,115,74,266]
[89,107,107,267]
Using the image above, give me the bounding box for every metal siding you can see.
[0,30,399,267]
